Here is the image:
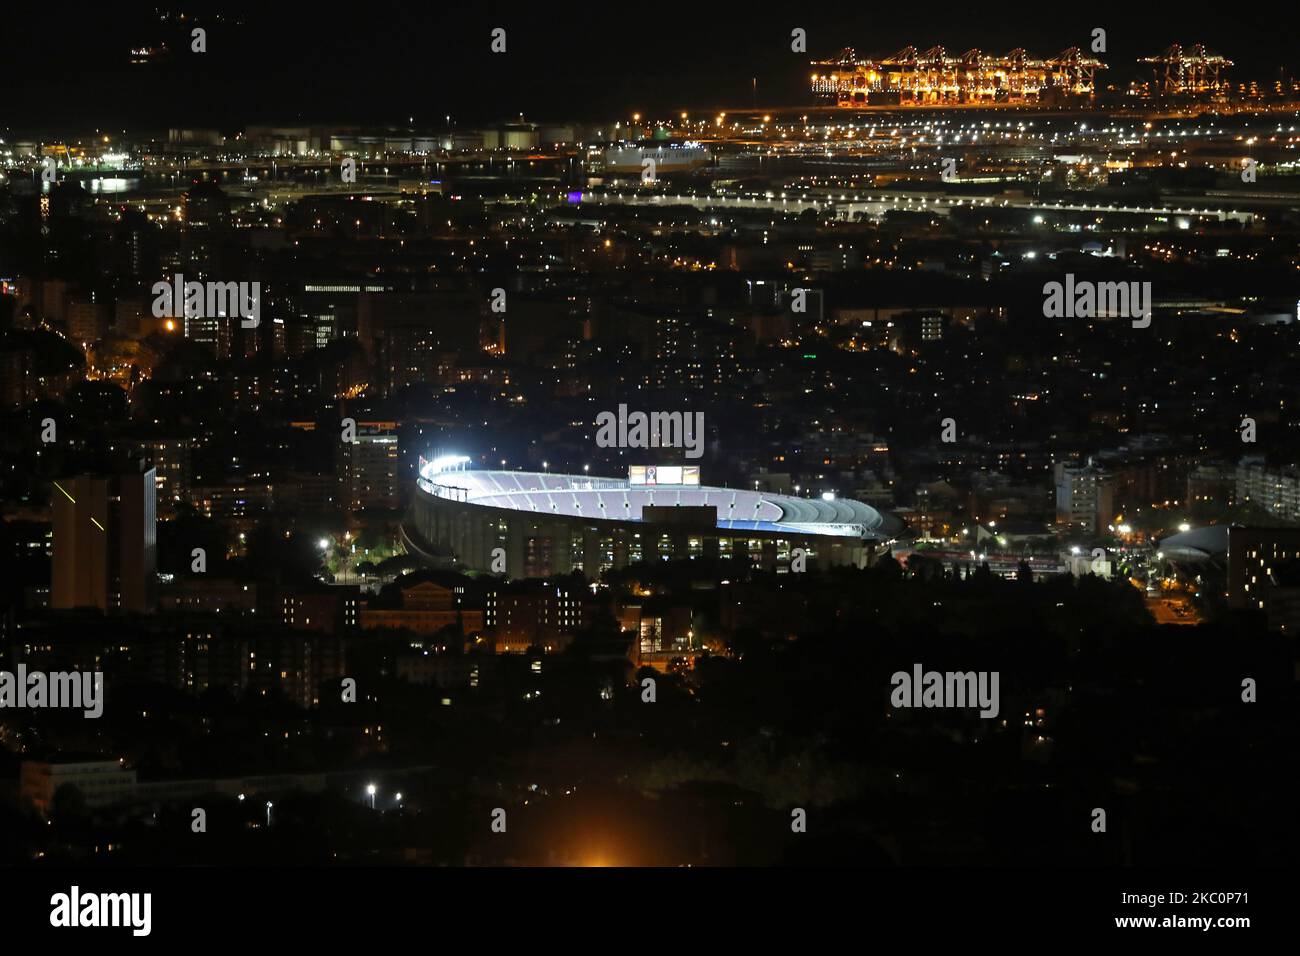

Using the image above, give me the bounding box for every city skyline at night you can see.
[0,2,1292,940]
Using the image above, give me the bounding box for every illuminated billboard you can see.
[629,465,700,486]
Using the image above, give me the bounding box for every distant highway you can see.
[578,186,1258,224]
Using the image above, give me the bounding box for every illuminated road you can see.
[1147,594,1204,625]
[579,187,1258,224]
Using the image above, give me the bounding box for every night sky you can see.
[5,2,1298,131]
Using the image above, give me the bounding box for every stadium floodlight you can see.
[429,454,471,474]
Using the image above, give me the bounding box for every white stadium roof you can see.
[416,468,902,540]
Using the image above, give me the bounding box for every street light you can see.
[266,801,273,826]
[366,783,377,809]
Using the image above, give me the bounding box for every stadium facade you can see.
[403,460,904,578]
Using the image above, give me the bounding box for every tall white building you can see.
[338,422,400,511]
[1054,463,1114,534]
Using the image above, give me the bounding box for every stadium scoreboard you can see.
[629,465,700,486]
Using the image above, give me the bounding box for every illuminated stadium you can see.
[404,457,905,577]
